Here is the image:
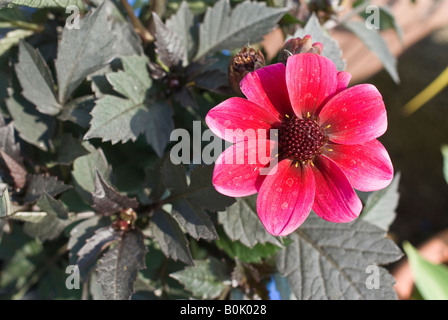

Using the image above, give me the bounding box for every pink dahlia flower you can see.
[205,53,393,236]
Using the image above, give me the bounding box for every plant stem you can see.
[120,0,154,43]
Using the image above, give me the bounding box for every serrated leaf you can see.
[97,229,147,300]
[218,195,282,248]
[343,20,399,83]
[55,1,127,103]
[165,0,196,65]
[68,216,110,266]
[92,170,138,216]
[403,241,448,300]
[293,13,345,71]
[361,173,400,231]
[71,147,112,203]
[77,226,119,281]
[153,12,185,68]
[22,174,72,203]
[195,0,287,59]
[5,90,55,152]
[194,69,231,94]
[1,0,85,9]
[172,199,218,240]
[161,162,233,240]
[161,158,188,195]
[150,208,193,265]
[170,257,229,299]
[144,101,175,157]
[36,192,69,219]
[186,165,235,211]
[15,41,60,115]
[276,214,403,300]
[84,55,174,155]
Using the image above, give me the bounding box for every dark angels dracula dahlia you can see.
[206,53,393,236]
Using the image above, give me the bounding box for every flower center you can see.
[277,116,327,163]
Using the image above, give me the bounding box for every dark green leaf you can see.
[144,101,174,157]
[71,147,113,203]
[152,12,185,68]
[55,1,131,103]
[150,208,193,265]
[161,162,233,240]
[56,134,89,165]
[5,90,55,152]
[92,170,138,216]
[195,0,287,59]
[97,229,147,300]
[36,192,69,219]
[77,226,119,281]
[170,257,229,299]
[186,165,235,211]
[165,0,197,65]
[161,159,188,195]
[172,199,218,240]
[276,214,403,300]
[58,95,95,129]
[67,216,110,266]
[22,174,72,203]
[15,41,60,115]
[361,173,400,231]
[218,195,282,248]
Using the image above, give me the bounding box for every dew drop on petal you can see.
[281,202,288,209]
[224,120,231,127]
[286,178,294,187]
[232,176,242,186]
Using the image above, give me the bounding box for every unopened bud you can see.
[229,47,265,95]
[278,35,323,64]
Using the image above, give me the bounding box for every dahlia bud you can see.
[278,35,323,64]
[229,47,265,95]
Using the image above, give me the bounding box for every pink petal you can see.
[257,159,315,236]
[324,140,394,192]
[205,97,280,143]
[286,53,339,118]
[337,71,352,92]
[319,84,387,145]
[212,139,277,197]
[312,155,362,223]
[240,63,292,118]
